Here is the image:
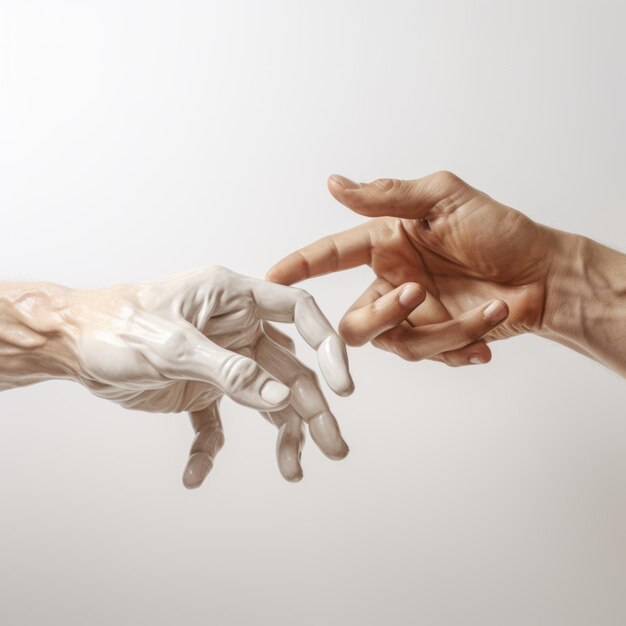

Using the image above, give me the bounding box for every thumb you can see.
[186,343,292,411]
[327,171,470,219]
[137,320,292,412]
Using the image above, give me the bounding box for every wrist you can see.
[0,282,79,388]
[539,230,626,375]
[540,230,588,341]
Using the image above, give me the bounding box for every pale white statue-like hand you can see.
[0,267,354,485]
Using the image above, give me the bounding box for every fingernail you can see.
[261,380,290,405]
[469,356,484,365]
[483,300,508,324]
[330,174,360,190]
[399,284,423,307]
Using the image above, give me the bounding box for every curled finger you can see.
[339,281,425,346]
[255,334,349,461]
[373,299,509,361]
[183,401,225,489]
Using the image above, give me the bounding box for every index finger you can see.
[266,222,373,286]
[246,278,355,397]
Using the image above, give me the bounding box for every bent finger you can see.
[172,330,292,411]
[434,341,494,367]
[262,322,295,354]
[271,406,305,482]
[246,279,354,396]
[374,300,509,361]
[256,334,349,461]
[183,401,225,489]
[339,282,426,346]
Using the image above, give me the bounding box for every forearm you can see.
[540,232,626,376]
[0,282,76,389]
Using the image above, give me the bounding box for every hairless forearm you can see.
[540,233,626,376]
[0,283,76,389]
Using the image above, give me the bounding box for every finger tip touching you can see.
[265,257,305,286]
[264,265,286,284]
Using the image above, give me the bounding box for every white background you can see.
[1,1,625,625]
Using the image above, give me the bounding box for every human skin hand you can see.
[0,267,354,485]
[267,172,626,375]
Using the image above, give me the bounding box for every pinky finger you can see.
[434,340,493,367]
[374,299,509,362]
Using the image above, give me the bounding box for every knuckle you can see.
[372,177,396,192]
[372,179,413,216]
[219,355,260,392]
[294,287,314,303]
[294,367,318,388]
[293,288,316,316]
[459,316,489,343]
[206,265,233,288]
[139,329,193,378]
[425,171,472,220]
[431,170,462,189]
[159,330,194,366]
[215,430,226,451]
[209,265,230,277]
[195,427,225,453]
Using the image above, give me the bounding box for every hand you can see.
[267,171,626,373]
[0,267,354,485]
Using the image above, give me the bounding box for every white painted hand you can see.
[60,267,354,485]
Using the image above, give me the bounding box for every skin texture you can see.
[0,267,354,486]
[267,171,626,376]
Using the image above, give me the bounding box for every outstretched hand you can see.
[62,267,353,485]
[268,171,562,366]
